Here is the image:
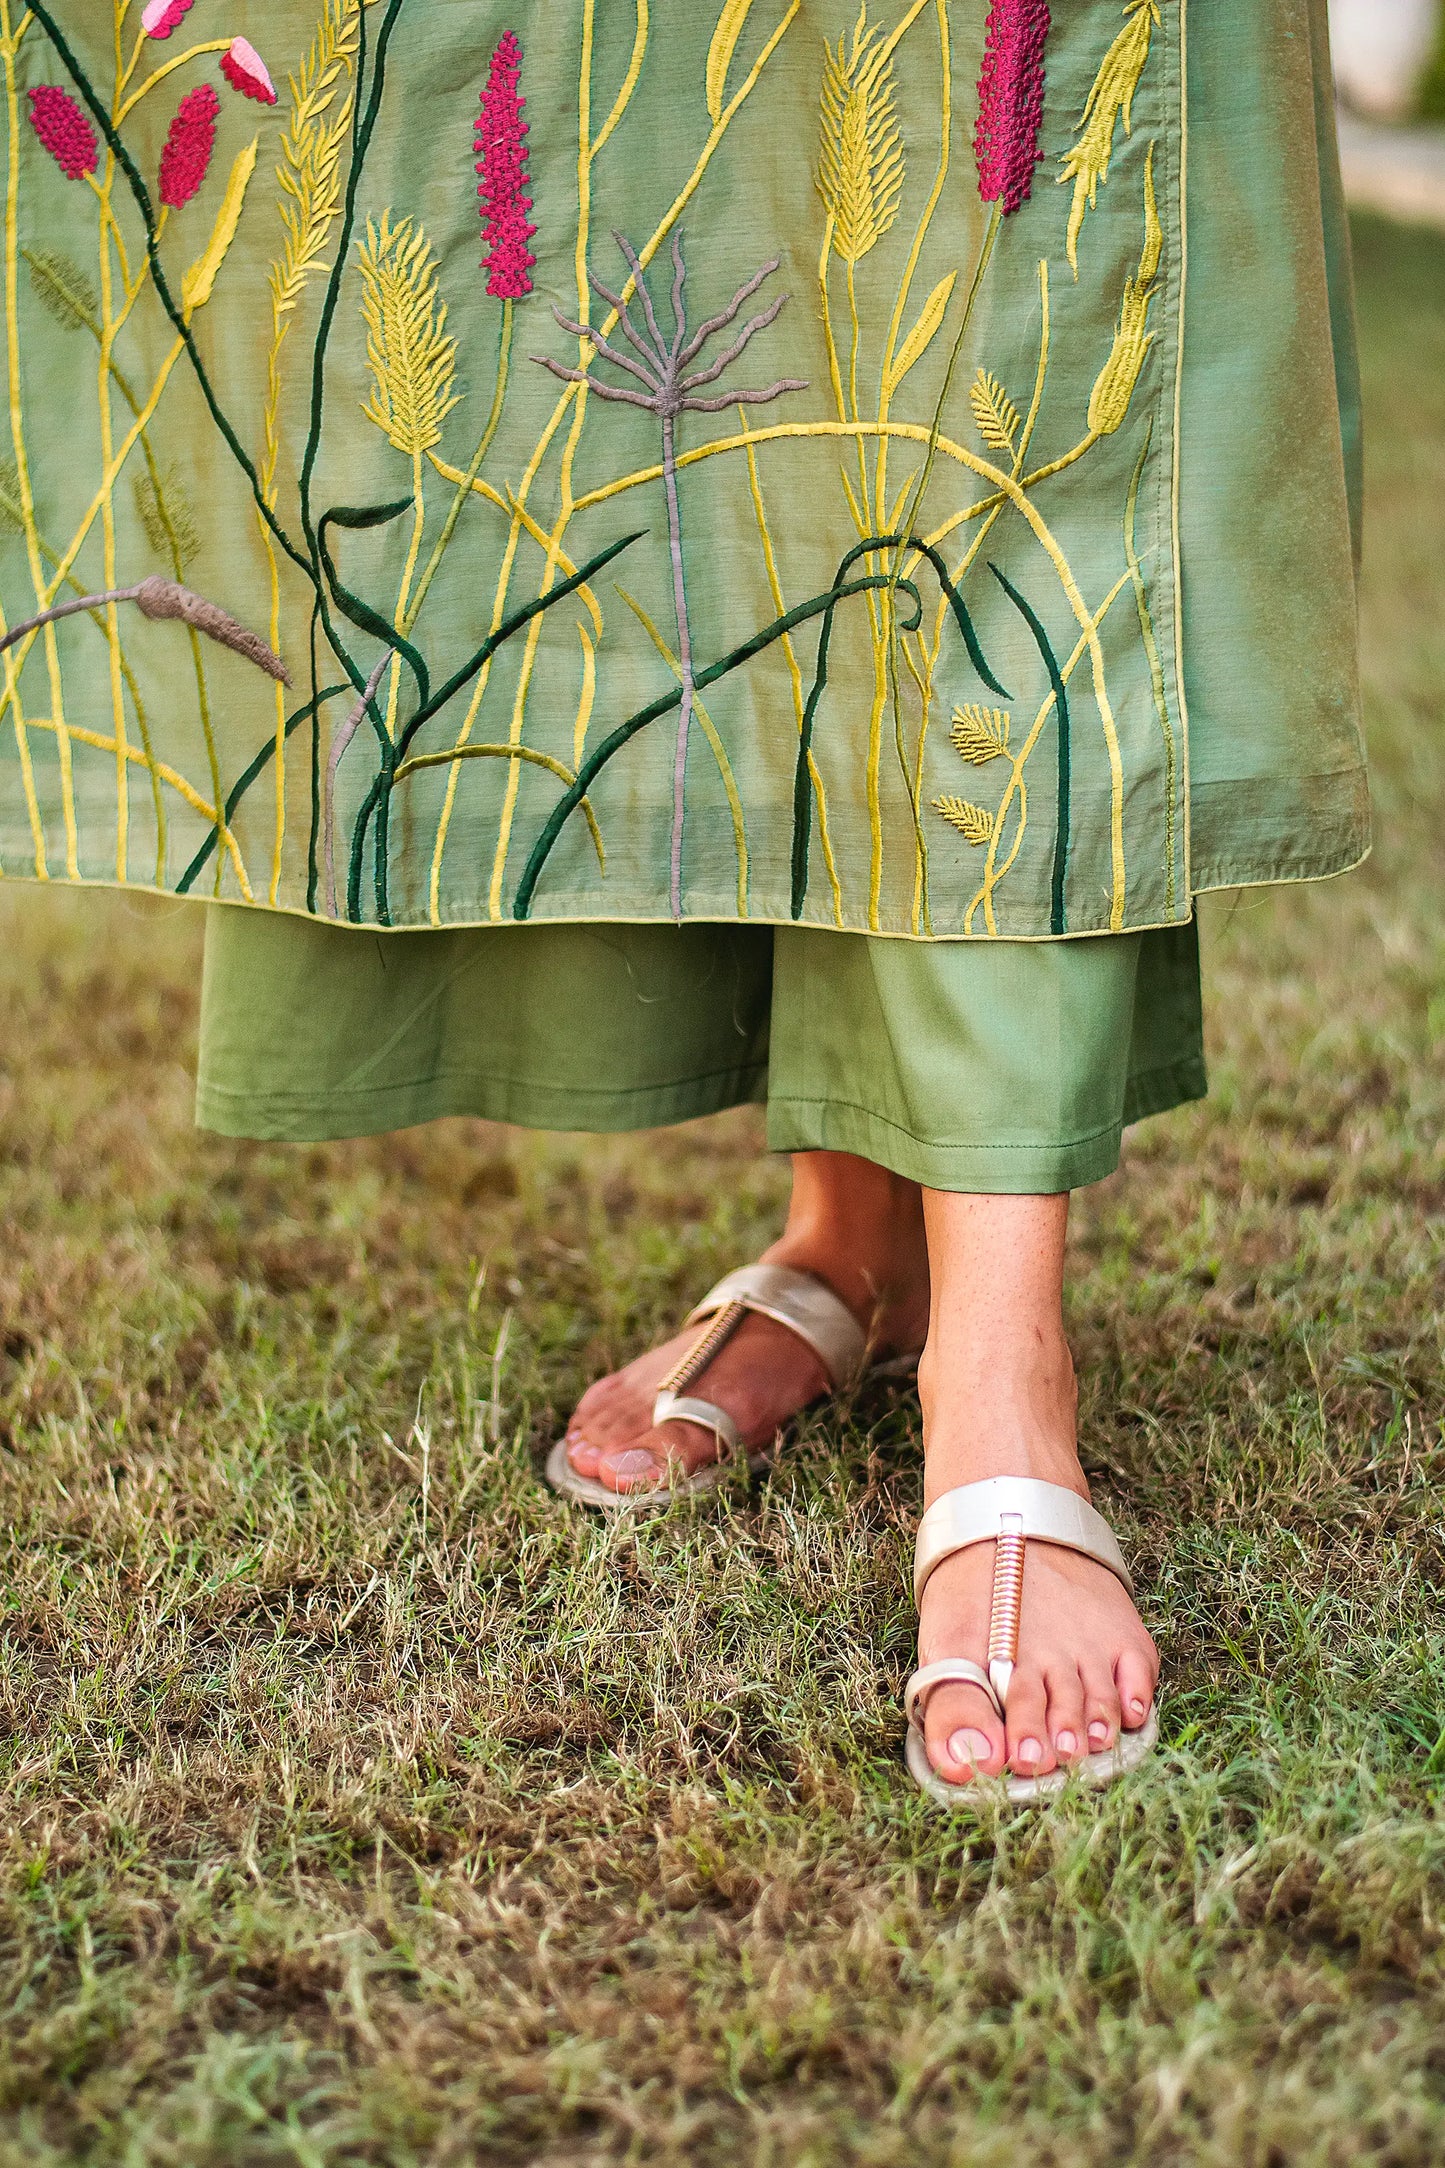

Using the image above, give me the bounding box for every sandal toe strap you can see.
[651,1391,742,1460]
[905,1658,1004,1731]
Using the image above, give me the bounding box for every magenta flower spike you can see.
[141,0,196,39]
[159,82,219,208]
[27,86,98,180]
[974,0,1052,216]
[220,36,277,106]
[475,32,537,300]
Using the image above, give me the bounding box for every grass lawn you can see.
[0,212,1443,2166]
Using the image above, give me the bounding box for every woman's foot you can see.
[914,1192,1159,1788]
[566,1153,930,1495]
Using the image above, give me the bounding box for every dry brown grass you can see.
[0,214,1441,2164]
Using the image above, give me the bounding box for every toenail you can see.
[1088,1721,1111,1746]
[610,1449,663,1481]
[1129,1697,1148,1719]
[1055,1730,1077,1756]
[948,1728,990,1770]
[1017,1737,1042,1767]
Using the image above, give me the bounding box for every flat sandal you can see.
[545,1261,917,1513]
[904,1476,1159,1806]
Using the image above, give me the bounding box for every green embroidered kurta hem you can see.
[196,913,1206,1192]
[0,0,1365,941]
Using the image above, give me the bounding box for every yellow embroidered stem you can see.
[259,0,361,903]
[474,0,800,924]
[94,74,130,880]
[739,409,843,925]
[404,298,512,636]
[1125,420,1176,910]
[2,0,67,874]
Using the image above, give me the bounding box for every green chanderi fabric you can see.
[0,0,1364,939]
[195,910,1206,1192]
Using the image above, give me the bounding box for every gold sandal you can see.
[545,1262,911,1513]
[904,1477,1159,1805]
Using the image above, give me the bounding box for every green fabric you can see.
[195,907,1205,1193]
[1,0,1364,940]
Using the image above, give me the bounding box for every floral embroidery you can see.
[26,86,98,180]
[2,1,1187,941]
[974,0,1051,217]
[159,84,219,210]
[221,37,278,107]
[476,33,536,301]
[141,0,196,41]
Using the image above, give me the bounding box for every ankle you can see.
[769,1155,929,1339]
[919,1328,1084,1503]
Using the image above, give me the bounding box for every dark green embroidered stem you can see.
[317,502,430,718]
[28,2,313,584]
[514,568,924,924]
[990,562,1070,936]
[306,608,326,912]
[342,530,648,922]
[788,534,1010,917]
[175,681,349,896]
[404,300,515,637]
[291,0,408,837]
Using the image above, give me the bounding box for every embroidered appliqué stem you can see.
[535,231,807,920]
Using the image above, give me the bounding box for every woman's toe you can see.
[594,1443,669,1493]
[1004,1667,1057,1778]
[566,1435,604,1478]
[1045,1663,1087,1763]
[1080,1662,1123,1752]
[1116,1646,1157,1731]
[923,1680,1006,1785]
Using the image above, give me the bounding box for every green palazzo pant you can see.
[196,912,1206,1195]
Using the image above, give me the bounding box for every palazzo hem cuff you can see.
[194,1060,770,1146]
[765,1053,1208,1195]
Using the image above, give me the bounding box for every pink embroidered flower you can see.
[974,0,1052,216]
[26,86,98,180]
[141,0,195,39]
[475,32,536,300]
[158,82,218,208]
[220,36,277,106]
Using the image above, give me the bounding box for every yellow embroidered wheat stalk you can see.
[816,6,905,265]
[950,705,1012,764]
[271,0,360,327]
[1060,0,1160,274]
[1088,142,1161,437]
[933,795,996,847]
[357,213,461,458]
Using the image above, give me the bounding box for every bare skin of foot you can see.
[565,1152,930,1493]
[565,1160,1158,1786]
[913,1191,1159,1785]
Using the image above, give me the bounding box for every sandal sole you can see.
[905,1702,1159,1807]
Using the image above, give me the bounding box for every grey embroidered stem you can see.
[534,231,807,918]
[325,651,391,917]
[661,411,695,917]
[0,575,290,683]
